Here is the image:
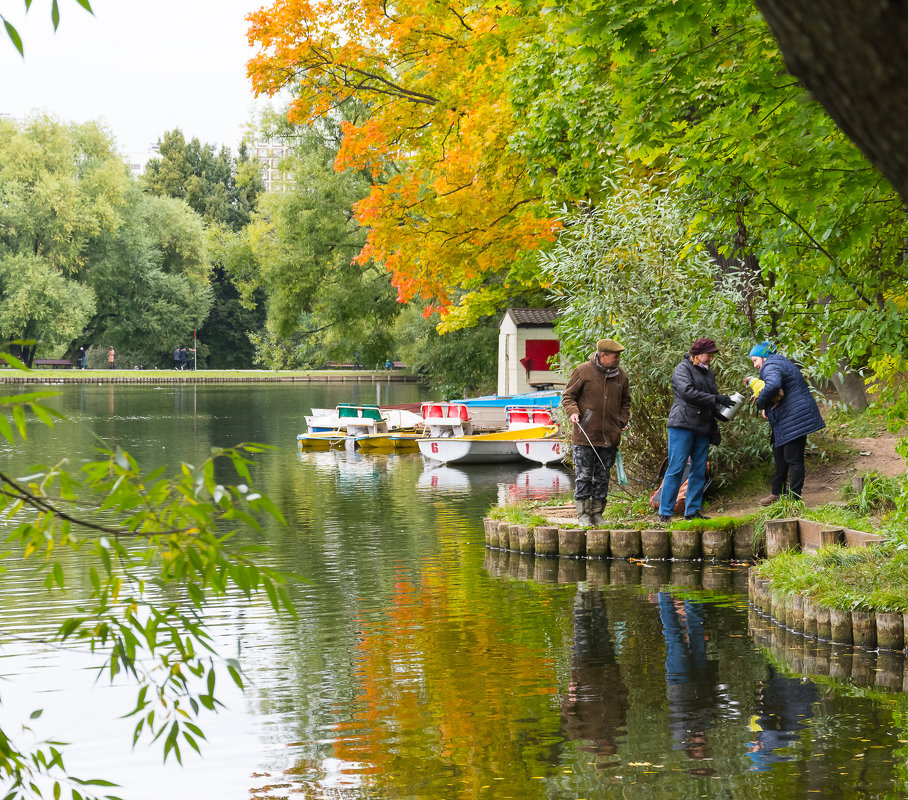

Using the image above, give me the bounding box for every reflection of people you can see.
[746,666,817,771]
[107,346,115,369]
[658,338,732,523]
[560,589,629,760]
[561,339,631,526]
[748,342,825,505]
[657,593,720,773]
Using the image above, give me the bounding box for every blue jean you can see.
[659,427,710,517]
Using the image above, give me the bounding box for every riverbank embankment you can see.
[0,369,420,384]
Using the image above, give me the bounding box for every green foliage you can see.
[142,131,267,368]
[542,173,771,484]
[671,514,758,532]
[226,115,402,369]
[80,191,214,359]
[1,0,93,57]
[393,307,498,397]
[0,117,213,365]
[0,252,96,353]
[142,131,263,233]
[509,0,908,394]
[0,354,293,798]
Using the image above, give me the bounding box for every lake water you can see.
[2,382,908,799]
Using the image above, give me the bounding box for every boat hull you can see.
[514,437,564,465]
[418,425,555,465]
[297,432,347,450]
[356,433,421,452]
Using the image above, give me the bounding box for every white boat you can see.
[418,406,558,465]
[304,404,422,433]
[514,436,564,465]
[299,403,424,449]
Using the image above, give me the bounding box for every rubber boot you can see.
[589,498,606,527]
[575,498,592,527]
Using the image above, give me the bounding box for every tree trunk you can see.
[755,1,908,204]
[830,365,869,411]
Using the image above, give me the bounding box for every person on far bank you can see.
[173,346,182,370]
[107,346,115,370]
[561,339,631,527]
[658,338,734,523]
[748,342,825,505]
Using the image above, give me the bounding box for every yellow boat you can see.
[296,431,348,450]
[354,432,422,452]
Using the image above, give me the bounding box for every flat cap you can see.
[596,338,625,353]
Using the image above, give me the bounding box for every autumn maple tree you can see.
[246,0,559,329]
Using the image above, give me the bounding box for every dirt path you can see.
[711,430,905,517]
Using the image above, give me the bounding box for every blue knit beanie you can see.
[749,342,776,358]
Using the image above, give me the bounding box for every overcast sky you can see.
[1,0,272,161]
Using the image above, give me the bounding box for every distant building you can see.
[254,140,295,193]
[123,144,159,181]
[498,307,564,395]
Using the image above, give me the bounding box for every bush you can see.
[541,173,772,485]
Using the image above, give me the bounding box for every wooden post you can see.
[765,518,801,557]
[586,529,610,558]
[558,528,586,558]
[789,593,804,632]
[829,608,853,645]
[852,611,877,648]
[802,598,818,638]
[534,526,559,556]
[702,528,733,560]
[495,521,510,549]
[517,525,535,555]
[610,529,641,559]
[641,529,670,559]
[876,612,905,651]
[670,529,700,559]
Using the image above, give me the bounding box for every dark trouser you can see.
[771,434,807,498]
[573,444,617,501]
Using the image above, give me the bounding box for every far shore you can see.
[0,368,419,384]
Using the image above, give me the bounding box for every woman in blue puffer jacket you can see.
[749,342,825,505]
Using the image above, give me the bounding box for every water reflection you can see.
[745,667,817,771]
[657,593,720,773]
[5,384,908,799]
[561,590,629,765]
[416,462,572,503]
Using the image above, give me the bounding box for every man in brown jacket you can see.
[561,339,631,526]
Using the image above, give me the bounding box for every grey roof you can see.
[502,307,560,327]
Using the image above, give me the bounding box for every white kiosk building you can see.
[497,307,565,395]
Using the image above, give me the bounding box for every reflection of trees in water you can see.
[560,589,629,763]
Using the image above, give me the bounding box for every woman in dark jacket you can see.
[657,338,734,522]
[749,342,825,504]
